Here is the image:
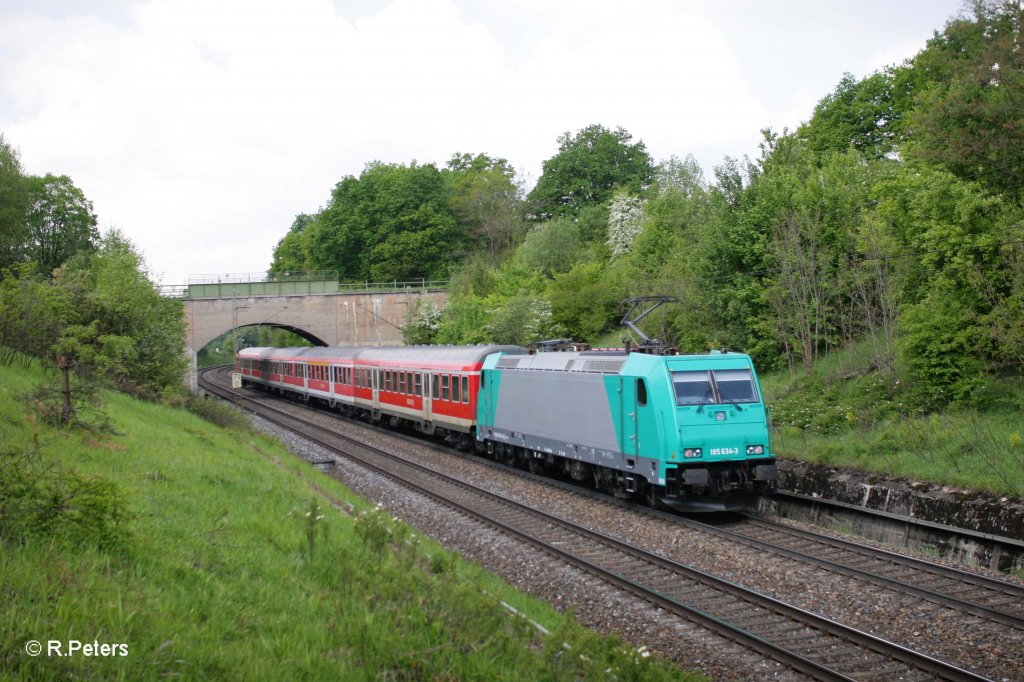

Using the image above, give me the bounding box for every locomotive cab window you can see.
[637,378,648,406]
[672,371,714,406]
[714,369,758,403]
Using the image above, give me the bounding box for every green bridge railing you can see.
[159,272,448,299]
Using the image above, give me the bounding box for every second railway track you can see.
[201,366,1002,681]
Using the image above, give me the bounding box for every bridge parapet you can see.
[170,271,449,300]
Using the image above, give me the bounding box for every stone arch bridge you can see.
[182,279,447,390]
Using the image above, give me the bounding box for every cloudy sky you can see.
[0,0,965,285]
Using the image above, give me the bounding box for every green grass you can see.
[761,339,1024,498]
[0,360,699,681]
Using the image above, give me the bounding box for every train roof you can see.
[300,346,364,360]
[495,350,629,374]
[355,345,526,369]
[237,344,527,368]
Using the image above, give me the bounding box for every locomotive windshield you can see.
[672,369,758,406]
[715,369,758,403]
[672,371,713,405]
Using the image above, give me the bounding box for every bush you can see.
[899,292,987,409]
[0,444,129,551]
[185,393,250,430]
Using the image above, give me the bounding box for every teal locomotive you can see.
[476,349,777,511]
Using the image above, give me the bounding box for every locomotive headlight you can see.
[746,445,765,455]
[683,448,702,458]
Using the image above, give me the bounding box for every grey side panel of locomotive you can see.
[484,370,663,485]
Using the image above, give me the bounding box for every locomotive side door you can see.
[619,377,639,459]
[633,377,659,479]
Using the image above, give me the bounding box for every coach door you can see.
[422,372,433,422]
[372,368,380,410]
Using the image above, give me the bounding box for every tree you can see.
[447,153,523,256]
[798,71,904,159]
[516,218,584,277]
[269,213,316,276]
[905,1,1024,198]
[548,261,625,341]
[527,124,654,220]
[25,174,99,276]
[54,230,187,395]
[606,191,645,258]
[401,298,444,345]
[300,162,463,282]
[485,295,560,346]
[0,134,29,270]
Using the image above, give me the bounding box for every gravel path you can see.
[245,397,1023,681]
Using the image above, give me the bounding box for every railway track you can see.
[693,514,1024,627]
[200,366,993,681]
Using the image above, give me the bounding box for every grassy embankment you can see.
[0,360,697,681]
[761,339,1024,499]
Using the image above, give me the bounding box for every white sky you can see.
[0,0,966,285]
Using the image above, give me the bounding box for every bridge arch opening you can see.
[195,324,328,370]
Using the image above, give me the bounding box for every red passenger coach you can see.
[234,344,524,443]
[353,346,522,437]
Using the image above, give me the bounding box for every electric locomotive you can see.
[476,348,777,511]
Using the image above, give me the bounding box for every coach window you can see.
[441,375,450,401]
[414,373,422,397]
[462,376,469,403]
[452,375,461,403]
[432,374,439,399]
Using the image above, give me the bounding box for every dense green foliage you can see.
[0,360,697,680]
[271,156,526,283]
[526,124,654,220]
[0,134,29,270]
[0,134,187,398]
[0,231,187,398]
[24,174,99,276]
